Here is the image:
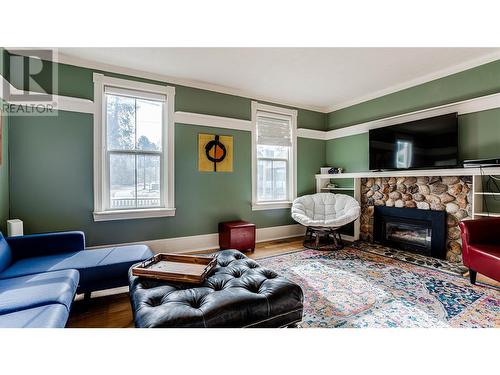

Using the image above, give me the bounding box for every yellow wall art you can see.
[198,133,233,172]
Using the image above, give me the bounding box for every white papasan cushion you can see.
[291,193,361,228]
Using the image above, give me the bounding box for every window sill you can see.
[251,201,293,211]
[93,208,176,222]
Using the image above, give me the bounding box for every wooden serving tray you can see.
[132,253,217,284]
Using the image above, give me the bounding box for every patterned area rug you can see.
[258,248,499,328]
[350,241,468,276]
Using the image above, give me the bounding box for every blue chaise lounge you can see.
[0,231,153,328]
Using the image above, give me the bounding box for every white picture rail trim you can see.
[325,92,500,140]
[0,74,94,113]
[174,111,251,131]
[2,73,499,142]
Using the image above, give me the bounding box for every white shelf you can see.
[474,212,500,217]
[321,187,355,191]
[474,192,500,196]
[315,166,500,179]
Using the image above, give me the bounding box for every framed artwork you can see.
[198,133,233,172]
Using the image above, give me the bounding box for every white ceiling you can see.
[57,48,500,112]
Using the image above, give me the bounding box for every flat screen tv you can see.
[369,112,459,171]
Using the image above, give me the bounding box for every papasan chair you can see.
[291,193,361,250]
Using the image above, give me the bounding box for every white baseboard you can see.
[89,224,306,254]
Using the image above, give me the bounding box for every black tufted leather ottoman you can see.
[128,250,304,328]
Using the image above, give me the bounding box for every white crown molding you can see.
[6,49,500,115]
[7,49,328,113]
[325,92,500,140]
[4,69,499,143]
[0,75,324,140]
[326,50,500,112]
[88,224,305,253]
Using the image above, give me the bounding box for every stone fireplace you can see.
[359,176,472,263]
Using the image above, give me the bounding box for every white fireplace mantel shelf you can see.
[315,167,500,179]
[315,166,500,243]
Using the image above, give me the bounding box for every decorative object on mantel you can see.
[320,166,343,174]
[198,133,233,172]
[359,175,472,263]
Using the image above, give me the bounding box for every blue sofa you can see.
[0,231,153,328]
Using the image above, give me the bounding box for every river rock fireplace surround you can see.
[359,175,472,263]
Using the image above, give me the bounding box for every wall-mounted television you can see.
[369,113,459,171]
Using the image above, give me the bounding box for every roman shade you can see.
[256,111,292,147]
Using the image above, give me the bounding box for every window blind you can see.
[256,111,292,147]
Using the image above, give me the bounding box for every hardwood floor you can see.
[66,236,498,328]
[66,236,305,328]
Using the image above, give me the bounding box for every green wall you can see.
[0,48,9,79]
[458,108,500,160]
[6,53,328,130]
[10,114,315,245]
[326,109,500,172]
[326,133,368,173]
[1,49,10,233]
[297,138,326,195]
[8,114,325,245]
[327,59,500,130]
[7,50,499,244]
[0,105,8,233]
[326,59,500,172]
[5,52,326,246]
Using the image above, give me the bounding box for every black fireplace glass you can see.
[385,222,432,249]
[373,206,447,259]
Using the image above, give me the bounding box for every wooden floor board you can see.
[67,236,304,328]
[66,236,498,328]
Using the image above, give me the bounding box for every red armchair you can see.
[459,217,500,284]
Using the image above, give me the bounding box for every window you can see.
[396,139,413,169]
[93,74,175,221]
[252,102,297,210]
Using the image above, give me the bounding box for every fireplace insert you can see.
[373,206,447,259]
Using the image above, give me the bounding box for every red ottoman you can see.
[219,221,256,252]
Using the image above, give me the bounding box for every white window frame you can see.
[251,101,297,211]
[93,73,176,221]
